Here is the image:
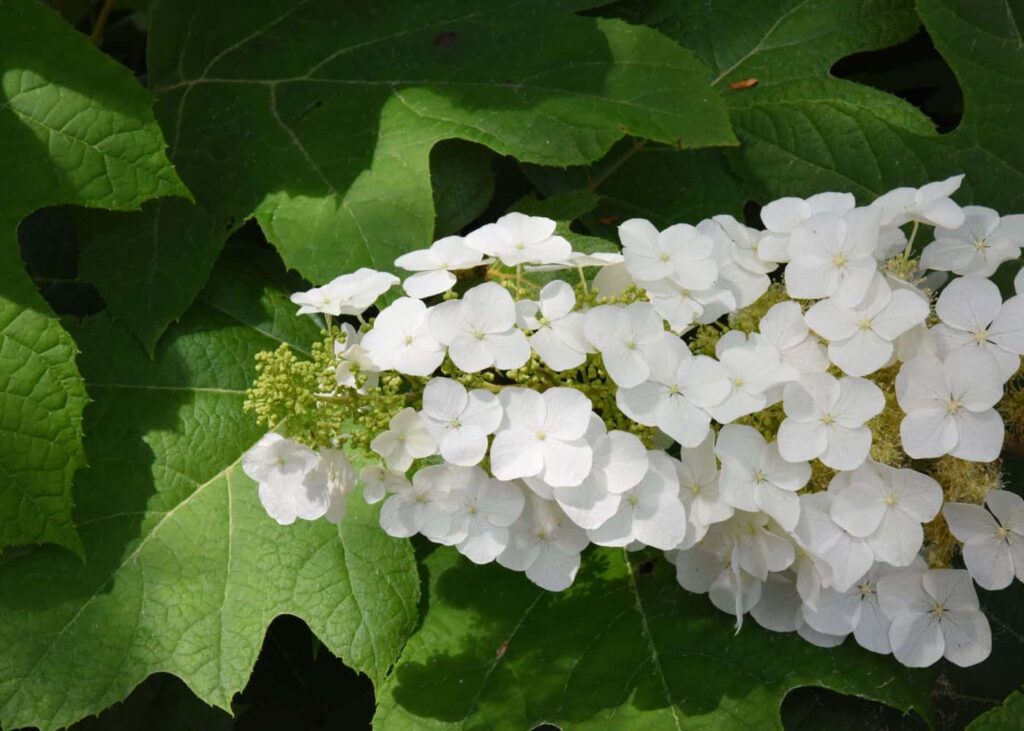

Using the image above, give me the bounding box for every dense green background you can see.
[2,0,1023,728]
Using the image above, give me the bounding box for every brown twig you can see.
[89,0,114,46]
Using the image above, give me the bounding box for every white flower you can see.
[944,489,1024,590]
[429,282,530,372]
[709,337,798,423]
[777,373,884,470]
[673,544,763,624]
[802,559,924,654]
[369,407,437,471]
[301,448,356,524]
[877,567,991,667]
[379,463,458,541]
[758,192,855,263]
[795,492,874,591]
[871,174,966,229]
[446,467,526,563]
[785,207,882,306]
[616,335,728,447]
[553,420,647,529]
[829,461,943,567]
[703,510,796,581]
[516,281,590,371]
[805,277,928,376]
[618,218,717,289]
[334,324,379,393]
[933,275,1024,380]
[362,297,444,376]
[920,206,1024,277]
[698,216,773,311]
[675,432,733,549]
[642,276,736,332]
[583,302,666,387]
[592,261,633,297]
[715,425,809,530]
[490,387,593,487]
[242,432,319,487]
[896,350,1005,461]
[587,451,687,550]
[755,301,829,376]
[359,464,409,505]
[1016,266,1024,295]
[249,442,351,527]
[419,378,502,466]
[465,212,570,266]
[498,494,589,591]
[394,235,486,298]
[711,214,777,275]
[290,268,399,316]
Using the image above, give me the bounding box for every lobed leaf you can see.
[0,258,420,731]
[0,0,186,552]
[144,0,736,283]
[374,546,932,730]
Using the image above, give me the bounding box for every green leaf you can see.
[0,0,186,552]
[374,547,931,730]
[431,140,496,238]
[146,0,736,283]
[0,257,420,731]
[523,141,749,238]
[76,199,223,356]
[627,0,1024,212]
[966,691,1024,731]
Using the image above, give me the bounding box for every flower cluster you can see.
[243,179,1024,668]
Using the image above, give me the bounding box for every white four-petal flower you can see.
[517,280,591,371]
[465,212,571,266]
[419,378,502,466]
[395,235,485,298]
[921,205,1024,277]
[944,489,1024,590]
[933,275,1024,380]
[362,297,445,376]
[429,282,530,372]
[896,350,1005,461]
[778,373,884,470]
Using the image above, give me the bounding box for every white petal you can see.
[853,598,893,654]
[940,611,992,667]
[868,510,925,567]
[828,330,893,377]
[541,439,594,488]
[936,276,1001,332]
[526,546,580,591]
[962,536,1015,590]
[541,387,593,440]
[403,269,457,298]
[490,430,544,480]
[889,614,944,667]
[901,408,958,459]
[487,330,531,370]
[950,409,1004,462]
[943,502,999,542]
[440,426,489,466]
[422,378,468,422]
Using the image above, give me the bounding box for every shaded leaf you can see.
[146,0,736,283]
[431,140,496,238]
[0,257,420,731]
[966,691,1024,731]
[76,198,222,356]
[0,0,185,552]
[374,547,931,730]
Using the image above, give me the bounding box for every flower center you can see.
[659,252,671,262]
[883,493,898,506]
[668,385,681,395]
[858,582,874,597]
[831,253,848,268]
[997,525,1011,540]
[930,602,945,618]
[821,413,835,425]
[403,335,414,345]
[754,470,767,484]
[732,377,745,388]
[535,431,546,441]
[858,318,873,331]
[450,418,462,428]
[690,483,702,495]
[973,237,989,251]
[946,398,962,414]
[628,494,640,506]
[972,328,989,344]
[514,241,526,251]
[625,340,638,350]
